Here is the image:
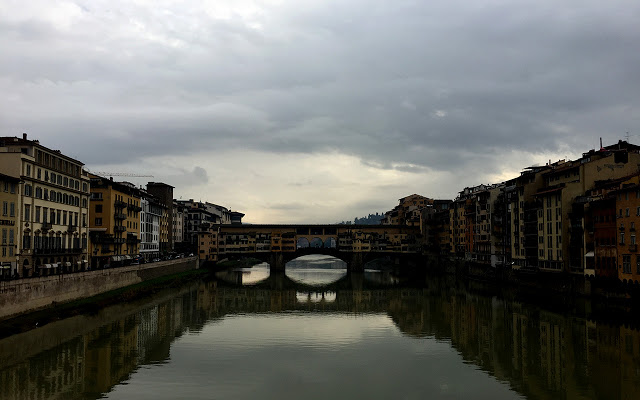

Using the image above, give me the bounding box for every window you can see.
[95,217,102,226]
[82,198,87,208]
[623,255,631,273]
[637,257,640,274]
[2,202,6,216]
[548,236,553,248]
[632,234,636,245]
[35,206,40,223]
[24,204,30,222]
[1,229,6,244]
[621,232,625,245]
[626,208,630,217]
[37,168,41,179]
[82,183,88,192]
[9,229,13,245]
[9,202,14,217]
[95,204,103,213]
[10,183,15,194]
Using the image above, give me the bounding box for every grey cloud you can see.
[1,0,639,220]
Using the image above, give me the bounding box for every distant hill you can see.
[338,213,384,225]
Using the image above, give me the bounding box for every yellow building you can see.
[0,172,21,277]
[0,134,91,277]
[88,175,141,268]
[535,145,640,273]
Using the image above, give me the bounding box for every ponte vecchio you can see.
[197,224,422,271]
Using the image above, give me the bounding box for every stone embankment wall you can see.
[0,257,198,321]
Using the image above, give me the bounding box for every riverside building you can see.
[0,134,91,276]
[88,175,142,268]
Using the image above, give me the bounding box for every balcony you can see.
[114,213,126,220]
[67,224,76,233]
[114,200,127,209]
[129,205,142,212]
[42,221,53,231]
[114,225,126,232]
[114,238,126,244]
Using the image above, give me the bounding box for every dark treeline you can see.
[338,213,384,225]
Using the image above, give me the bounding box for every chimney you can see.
[22,133,27,140]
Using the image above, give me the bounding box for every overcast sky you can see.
[2,0,639,223]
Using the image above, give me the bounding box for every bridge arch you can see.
[297,237,310,249]
[309,237,324,248]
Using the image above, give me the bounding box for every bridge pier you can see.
[349,253,364,272]
[269,253,285,271]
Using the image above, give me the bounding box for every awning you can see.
[0,265,11,270]
[44,264,52,269]
[585,251,595,257]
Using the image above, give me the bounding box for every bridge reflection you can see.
[1,277,639,400]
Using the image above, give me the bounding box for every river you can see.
[0,255,638,399]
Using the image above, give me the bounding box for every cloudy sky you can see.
[2,0,639,223]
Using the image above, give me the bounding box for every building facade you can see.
[0,134,91,276]
[146,182,174,253]
[0,172,21,277]
[88,175,142,268]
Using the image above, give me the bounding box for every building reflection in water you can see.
[1,274,640,400]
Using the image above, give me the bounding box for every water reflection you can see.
[1,274,640,399]
[296,291,337,303]
[214,262,270,285]
[363,269,400,285]
[285,255,347,286]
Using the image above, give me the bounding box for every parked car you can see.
[188,253,194,257]
[152,258,161,262]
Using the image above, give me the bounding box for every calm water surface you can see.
[1,255,639,399]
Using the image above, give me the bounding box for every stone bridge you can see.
[198,224,423,271]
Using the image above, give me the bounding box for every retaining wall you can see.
[0,257,198,321]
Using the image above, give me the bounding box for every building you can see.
[145,182,174,252]
[533,143,640,274]
[0,172,21,277]
[140,193,164,261]
[88,175,142,268]
[0,134,91,276]
[172,200,187,253]
[382,194,432,226]
[420,200,452,255]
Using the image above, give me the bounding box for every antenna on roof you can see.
[600,137,603,150]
